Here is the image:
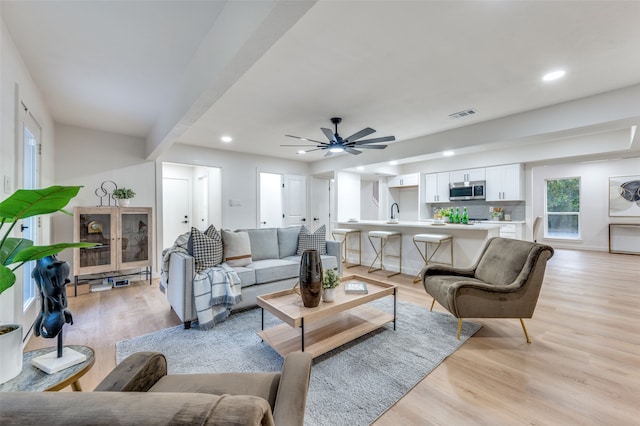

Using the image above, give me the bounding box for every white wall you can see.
[531,157,640,251]
[53,124,155,271]
[157,143,309,231]
[0,17,56,327]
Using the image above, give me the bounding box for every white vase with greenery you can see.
[322,269,340,302]
[112,187,135,207]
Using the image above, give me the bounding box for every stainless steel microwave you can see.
[449,181,486,200]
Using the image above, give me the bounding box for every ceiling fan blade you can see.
[345,127,375,142]
[355,135,396,145]
[356,144,387,149]
[320,128,335,142]
[324,150,334,157]
[280,145,326,148]
[345,147,362,155]
[285,134,327,144]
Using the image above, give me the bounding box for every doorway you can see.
[21,109,40,331]
[259,173,308,228]
[162,163,221,248]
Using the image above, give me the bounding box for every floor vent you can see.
[449,108,477,119]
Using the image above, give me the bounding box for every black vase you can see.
[299,249,323,308]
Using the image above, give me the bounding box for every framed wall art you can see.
[609,175,640,216]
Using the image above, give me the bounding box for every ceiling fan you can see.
[281,117,395,156]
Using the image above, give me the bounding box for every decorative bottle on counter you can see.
[462,207,469,224]
[453,207,460,223]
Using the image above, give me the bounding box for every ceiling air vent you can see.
[449,108,477,119]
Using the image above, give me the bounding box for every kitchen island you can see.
[334,220,500,277]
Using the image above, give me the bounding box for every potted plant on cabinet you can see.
[322,269,340,302]
[112,187,135,207]
[0,185,95,384]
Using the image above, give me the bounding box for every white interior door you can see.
[284,174,307,227]
[162,178,190,248]
[311,177,331,231]
[194,174,208,229]
[21,111,40,331]
[259,172,283,228]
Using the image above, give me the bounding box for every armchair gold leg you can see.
[430,299,436,312]
[520,318,531,344]
[457,318,463,340]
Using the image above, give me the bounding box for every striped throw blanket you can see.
[193,263,242,329]
[161,233,242,329]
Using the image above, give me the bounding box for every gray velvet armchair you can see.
[422,237,554,343]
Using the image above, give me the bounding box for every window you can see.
[545,177,580,239]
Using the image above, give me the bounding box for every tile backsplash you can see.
[429,200,525,221]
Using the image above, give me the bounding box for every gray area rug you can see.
[116,300,480,425]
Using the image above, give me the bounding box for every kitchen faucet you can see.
[391,203,400,220]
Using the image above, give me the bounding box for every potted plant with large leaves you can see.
[0,185,95,384]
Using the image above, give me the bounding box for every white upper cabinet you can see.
[449,168,485,183]
[388,173,420,188]
[485,164,524,201]
[424,172,450,203]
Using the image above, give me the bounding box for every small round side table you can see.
[0,345,95,392]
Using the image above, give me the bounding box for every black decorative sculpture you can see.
[32,255,73,357]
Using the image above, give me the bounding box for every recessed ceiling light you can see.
[357,166,365,171]
[443,151,454,157]
[389,160,398,166]
[329,147,344,153]
[542,70,566,82]
[220,135,232,143]
[297,150,306,155]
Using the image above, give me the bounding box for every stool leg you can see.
[368,236,383,273]
[413,239,427,283]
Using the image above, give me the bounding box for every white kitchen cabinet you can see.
[424,172,450,203]
[449,168,485,183]
[485,221,524,240]
[388,173,419,188]
[485,164,524,201]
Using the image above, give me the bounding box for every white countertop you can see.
[336,219,500,231]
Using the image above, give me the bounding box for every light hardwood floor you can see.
[25,249,640,424]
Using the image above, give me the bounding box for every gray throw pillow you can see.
[221,229,253,267]
[278,226,301,258]
[247,228,279,261]
[296,225,327,255]
[188,226,223,273]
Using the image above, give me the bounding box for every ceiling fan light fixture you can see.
[329,147,344,153]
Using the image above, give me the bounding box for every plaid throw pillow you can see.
[189,226,223,273]
[296,225,327,255]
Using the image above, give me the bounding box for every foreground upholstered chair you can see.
[1,351,312,426]
[422,237,554,343]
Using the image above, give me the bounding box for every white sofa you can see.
[163,227,342,328]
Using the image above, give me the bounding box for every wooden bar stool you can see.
[413,233,453,283]
[368,230,402,277]
[331,228,361,268]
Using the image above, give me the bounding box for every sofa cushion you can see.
[222,229,252,267]
[296,225,327,255]
[277,226,301,258]
[149,372,281,410]
[233,266,256,288]
[247,228,279,261]
[188,226,223,273]
[248,259,299,285]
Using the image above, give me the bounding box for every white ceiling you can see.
[3,0,640,167]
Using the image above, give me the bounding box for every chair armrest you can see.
[422,264,475,279]
[272,352,313,426]
[94,352,167,392]
[326,239,343,276]
[167,252,197,324]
